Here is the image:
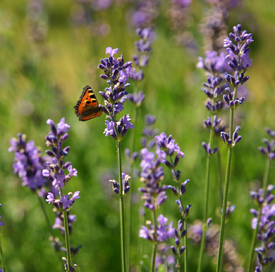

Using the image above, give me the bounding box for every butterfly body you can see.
[74,86,103,121]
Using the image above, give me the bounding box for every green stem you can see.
[151,244,157,272]
[151,208,157,272]
[117,140,126,272]
[216,140,223,209]
[247,158,271,272]
[128,105,139,272]
[216,104,235,272]
[63,210,72,271]
[37,194,64,271]
[173,176,188,272]
[216,147,233,272]
[197,156,211,271]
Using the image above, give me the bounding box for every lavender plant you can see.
[8,133,58,238]
[248,128,275,271]
[196,50,228,272]
[128,27,154,155]
[216,24,253,272]
[155,132,189,271]
[98,47,133,272]
[138,147,173,271]
[250,185,275,272]
[42,118,79,272]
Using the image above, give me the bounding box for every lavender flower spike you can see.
[43,117,78,207]
[9,133,48,193]
[224,24,253,86]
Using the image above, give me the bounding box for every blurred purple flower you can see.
[128,90,145,107]
[197,50,232,74]
[9,133,48,192]
[258,129,275,160]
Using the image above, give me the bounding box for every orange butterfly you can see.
[74,86,103,121]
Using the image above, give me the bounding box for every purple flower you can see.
[266,128,275,139]
[258,129,275,160]
[98,48,134,141]
[130,1,158,28]
[103,115,134,141]
[155,132,184,169]
[128,90,145,107]
[109,173,131,195]
[103,120,116,137]
[141,115,158,149]
[139,214,174,242]
[250,185,275,269]
[139,148,167,210]
[43,118,78,211]
[197,51,232,74]
[221,125,242,147]
[106,47,118,57]
[53,211,77,236]
[223,24,253,85]
[9,133,48,192]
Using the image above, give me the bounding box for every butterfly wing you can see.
[74,86,103,121]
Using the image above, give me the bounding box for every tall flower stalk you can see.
[98,47,133,272]
[155,132,189,271]
[249,185,275,272]
[42,118,79,272]
[138,147,174,271]
[196,49,230,272]
[247,128,275,272]
[216,24,253,272]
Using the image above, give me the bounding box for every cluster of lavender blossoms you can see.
[250,185,275,271]
[130,0,159,28]
[98,47,134,141]
[128,28,154,111]
[258,128,275,161]
[141,114,159,150]
[109,173,131,196]
[130,28,154,81]
[9,133,49,194]
[139,214,174,243]
[154,132,190,266]
[42,118,79,210]
[139,147,167,211]
[42,118,80,271]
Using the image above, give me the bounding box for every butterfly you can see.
[74,85,103,121]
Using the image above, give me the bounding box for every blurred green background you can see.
[1,0,275,271]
